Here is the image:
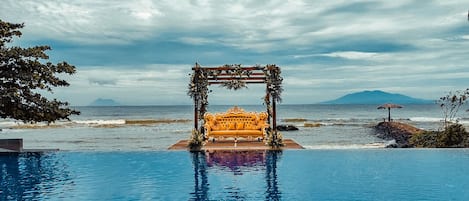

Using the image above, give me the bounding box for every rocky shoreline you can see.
[374,122,422,148]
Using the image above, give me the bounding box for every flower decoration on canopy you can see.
[221,79,247,90]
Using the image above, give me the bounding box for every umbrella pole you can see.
[388,108,391,122]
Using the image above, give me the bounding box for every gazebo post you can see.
[193,63,199,131]
[194,99,198,130]
[265,86,271,126]
[388,108,391,122]
[272,100,277,130]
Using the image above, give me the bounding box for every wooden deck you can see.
[168,139,304,150]
[0,148,58,155]
[0,139,58,155]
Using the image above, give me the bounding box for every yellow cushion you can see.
[211,123,219,130]
[212,130,238,134]
[228,122,236,130]
[218,123,227,130]
[237,130,263,136]
[211,130,262,136]
[244,123,254,130]
[236,122,244,130]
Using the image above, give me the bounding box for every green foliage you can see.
[437,123,469,147]
[410,124,469,148]
[0,20,79,123]
[409,131,438,148]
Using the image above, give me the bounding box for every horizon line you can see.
[72,102,437,107]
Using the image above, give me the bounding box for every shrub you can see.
[437,123,468,147]
[188,129,204,149]
[410,124,469,148]
[410,131,438,148]
[267,129,284,148]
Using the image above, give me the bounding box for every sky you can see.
[1,0,469,106]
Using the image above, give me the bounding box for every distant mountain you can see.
[89,98,121,106]
[322,90,433,104]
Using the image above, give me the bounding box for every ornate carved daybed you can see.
[203,106,269,141]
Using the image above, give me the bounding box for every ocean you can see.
[0,104,457,151]
[3,104,469,200]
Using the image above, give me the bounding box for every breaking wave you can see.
[4,118,192,129]
[282,117,380,128]
[409,117,442,122]
[408,117,469,124]
[0,121,17,127]
[74,119,126,125]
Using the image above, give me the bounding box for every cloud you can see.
[295,51,382,60]
[462,35,469,40]
[2,0,469,105]
[54,64,191,105]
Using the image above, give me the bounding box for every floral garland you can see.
[188,129,204,150]
[263,64,283,103]
[187,67,209,120]
[266,128,284,148]
[216,64,252,90]
[221,80,246,90]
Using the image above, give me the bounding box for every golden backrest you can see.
[204,106,268,131]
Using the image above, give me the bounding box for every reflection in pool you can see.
[0,154,72,200]
[0,151,282,200]
[2,150,469,200]
[191,150,281,200]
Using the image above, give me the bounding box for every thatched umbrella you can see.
[377,103,403,122]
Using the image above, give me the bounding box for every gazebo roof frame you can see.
[188,63,283,132]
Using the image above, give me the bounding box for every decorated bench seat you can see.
[204,106,269,141]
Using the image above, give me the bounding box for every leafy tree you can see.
[437,89,469,129]
[0,20,79,123]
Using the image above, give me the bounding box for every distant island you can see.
[322,90,433,104]
[88,98,121,106]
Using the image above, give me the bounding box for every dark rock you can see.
[276,124,299,131]
[374,122,421,148]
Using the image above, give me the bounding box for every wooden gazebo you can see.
[187,63,283,147]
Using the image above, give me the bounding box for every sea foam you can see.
[74,119,126,125]
[409,117,442,122]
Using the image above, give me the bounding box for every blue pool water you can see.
[2,149,469,200]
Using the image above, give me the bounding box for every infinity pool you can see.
[2,149,469,200]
